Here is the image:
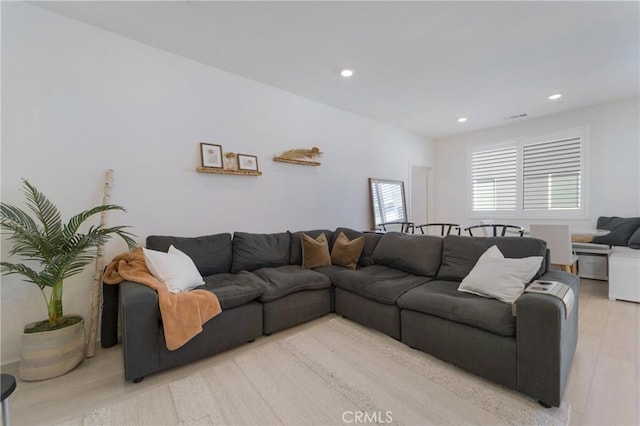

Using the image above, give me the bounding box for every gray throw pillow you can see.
[628,227,640,249]
[372,232,443,277]
[145,233,232,276]
[231,232,291,273]
[359,232,383,267]
[592,216,640,246]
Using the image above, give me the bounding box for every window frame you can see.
[466,127,589,220]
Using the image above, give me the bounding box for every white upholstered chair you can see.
[529,224,579,273]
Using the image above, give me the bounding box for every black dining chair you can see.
[464,224,525,237]
[377,221,415,233]
[414,223,461,236]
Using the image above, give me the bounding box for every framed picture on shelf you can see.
[237,154,259,171]
[200,143,223,169]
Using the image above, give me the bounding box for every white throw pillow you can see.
[142,245,205,294]
[458,245,543,303]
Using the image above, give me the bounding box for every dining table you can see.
[569,229,610,243]
[507,227,610,242]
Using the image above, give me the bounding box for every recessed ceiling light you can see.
[457,117,467,123]
[548,93,562,100]
[340,69,354,78]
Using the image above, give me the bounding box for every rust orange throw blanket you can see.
[104,248,222,351]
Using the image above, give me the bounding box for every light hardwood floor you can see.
[564,279,639,425]
[2,278,639,425]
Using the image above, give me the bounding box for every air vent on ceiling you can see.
[503,113,528,121]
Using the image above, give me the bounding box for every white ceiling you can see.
[34,1,640,139]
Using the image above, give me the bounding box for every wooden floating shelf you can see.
[196,167,262,176]
[273,156,321,166]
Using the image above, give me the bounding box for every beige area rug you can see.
[60,317,570,425]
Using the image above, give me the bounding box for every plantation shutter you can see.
[523,137,582,210]
[471,147,517,211]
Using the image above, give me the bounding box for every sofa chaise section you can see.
[398,235,578,407]
[398,280,519,389]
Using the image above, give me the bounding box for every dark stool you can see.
[1,374,16,426]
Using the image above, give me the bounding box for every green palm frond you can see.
[22,180,63,242]
[1,180,137,325]
[63,205,127,239]
[47,251,96,281]
[0,204,46,258]
[0,204,38,232]
[0,262,47,290]
[1,225,45,259]
[92,225,137,250]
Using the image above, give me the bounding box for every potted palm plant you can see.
[1,180,136,381]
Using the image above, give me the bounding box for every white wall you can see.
[433,97,640,230]
[0,3,432,363]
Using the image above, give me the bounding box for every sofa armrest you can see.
[120,281,162,381]
[101,281,119,348]
[516,271,579,407]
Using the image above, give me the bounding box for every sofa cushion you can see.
[628,227,640,249]
[592,216,640,246]
[359,233,383,267]
[202,272,265,310]
[372,232,442,277]
[289,229,333,265]
[331,232,364,270]
[437,235,547,282]
[397,280,516,337]
[313,264,352,282]
[330,264,432,305]
[302,233,332,269]
[458,245,543,304]
[252,265,331,302]
[146,233,232,276]
[231,232,290,273]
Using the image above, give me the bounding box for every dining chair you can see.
[414,223,461,236]
[529,224,578,273]
[378,221,415,234]
[464,224,525,237]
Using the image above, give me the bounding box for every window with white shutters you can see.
[468,129,587,219]
[523,137,581,211]
[471,147,517,211]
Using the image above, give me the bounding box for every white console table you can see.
[608,247,640,303]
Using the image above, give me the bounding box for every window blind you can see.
[523,137,581,210]
[471,147,517,211]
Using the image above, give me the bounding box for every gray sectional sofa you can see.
[101,227,579,408]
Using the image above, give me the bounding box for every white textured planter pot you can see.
[19,317,85,381]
